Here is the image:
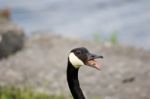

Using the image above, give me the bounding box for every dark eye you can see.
[76,50,81,55]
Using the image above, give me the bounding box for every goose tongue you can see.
[86,59,102,70]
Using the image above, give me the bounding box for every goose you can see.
[67,47,103,99]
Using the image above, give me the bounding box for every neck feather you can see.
[67,61,85,99]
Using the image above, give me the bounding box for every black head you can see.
[68,47,103,69]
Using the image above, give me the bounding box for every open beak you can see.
[85,53,103,70]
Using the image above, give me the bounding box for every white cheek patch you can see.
[69,53,85,68]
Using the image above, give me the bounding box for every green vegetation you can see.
[92,96,102,99]
[0,86,72,99]
[92,32,102,42]
[110,32,118,44]
[92,32,118,44]
[0,85,102,99]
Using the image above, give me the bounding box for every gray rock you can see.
[0,19,25,59]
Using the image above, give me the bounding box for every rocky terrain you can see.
[0,32,150,99]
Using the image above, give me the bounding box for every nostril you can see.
[91,55,95,58]
[100,56,103,58]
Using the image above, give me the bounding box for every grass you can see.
[0,86,102,99]
[0,86,72,99]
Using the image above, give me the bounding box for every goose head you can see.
[68,47,103,70]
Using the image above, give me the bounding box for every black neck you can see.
[67,61,85,99]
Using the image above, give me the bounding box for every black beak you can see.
[87,53,103,60]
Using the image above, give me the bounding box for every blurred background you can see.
[0,0,150,99]
[0,0,150,49]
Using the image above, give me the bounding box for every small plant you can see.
[110,32,118,44]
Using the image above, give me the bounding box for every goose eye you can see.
[76,50,81,55]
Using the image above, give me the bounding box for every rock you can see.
[0,18,25,59]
